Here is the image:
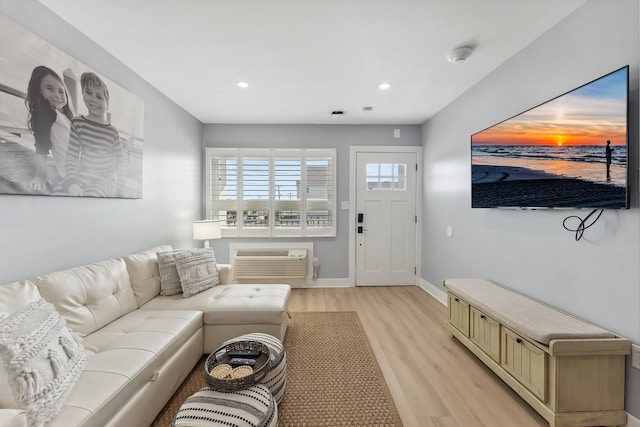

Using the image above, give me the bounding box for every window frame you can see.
[205,147,336,238]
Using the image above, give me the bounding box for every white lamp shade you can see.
[193,220,222,240]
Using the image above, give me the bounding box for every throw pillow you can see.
[157,250,187,296]
[0,298,87,427]
[0,280,42,409]
[174,248,219,298]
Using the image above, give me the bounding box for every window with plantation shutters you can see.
[205,148,336,237]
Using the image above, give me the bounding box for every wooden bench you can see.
[444,278,630,427]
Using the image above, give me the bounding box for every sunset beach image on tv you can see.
[471,66,629,209]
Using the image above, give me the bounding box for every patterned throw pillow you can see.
[174,248,219,298]
[0,298,87,427]
[157,250,188,296]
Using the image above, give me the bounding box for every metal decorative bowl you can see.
[205,340,270,391]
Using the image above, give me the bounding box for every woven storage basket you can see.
[205,340,271,391]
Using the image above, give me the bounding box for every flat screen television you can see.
[471,65,629,209]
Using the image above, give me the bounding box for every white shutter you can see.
[273,153,302,235]
[205,147,336,237]
[305,150,335,236]
[241,151,270,232]
[206,149,238,228]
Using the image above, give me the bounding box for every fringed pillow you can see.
[175,248,219,298]
[0,298,87,427]
[157,250,188,296]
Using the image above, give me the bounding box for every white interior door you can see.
[355,152,417,286]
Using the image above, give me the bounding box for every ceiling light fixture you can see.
[237,81,249,88]
[447,46,474,63]
[378,82,391,90]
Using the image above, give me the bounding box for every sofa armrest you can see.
[217,264,232,285]
[0,410,26,427]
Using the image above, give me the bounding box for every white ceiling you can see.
[39,0,585,125]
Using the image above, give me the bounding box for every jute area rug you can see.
[152,311,403,426]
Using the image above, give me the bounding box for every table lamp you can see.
[193,220,221,248]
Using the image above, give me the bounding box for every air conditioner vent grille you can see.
[236,249,290,257]
[232,248,308,280]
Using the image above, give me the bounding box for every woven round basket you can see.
[205,340,271,391]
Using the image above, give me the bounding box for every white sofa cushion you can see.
[123,245,172,306]
[47,309,202,427]
[141,284,290,325]
[31,258,137,337]
[0,299,86,427]
[0,409,25,427]
[0,280,42,315]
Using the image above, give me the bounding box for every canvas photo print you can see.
[471,66,628,209]
[0,14,144,198]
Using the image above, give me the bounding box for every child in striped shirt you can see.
[64,72,125,197]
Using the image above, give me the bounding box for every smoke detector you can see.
[447,46,474,63]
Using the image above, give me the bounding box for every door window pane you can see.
[366,162,407,191]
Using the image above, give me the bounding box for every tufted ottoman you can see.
[222,333,287,403]
[171,384,277,427]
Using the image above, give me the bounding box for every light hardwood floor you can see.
[288,286,549,427]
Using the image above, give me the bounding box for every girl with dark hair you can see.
[25,65,74,192]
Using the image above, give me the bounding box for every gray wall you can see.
[0,0,203,284]
[4,0,639,418]
[203,124,421,277]
[421,0,640,416]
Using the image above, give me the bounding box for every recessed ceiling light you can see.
[378,83,391,90]
[237,81,249,88]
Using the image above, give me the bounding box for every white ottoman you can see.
[171,384,277,427]
[223,333,287,404]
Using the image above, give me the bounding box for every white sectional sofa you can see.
[0,245,290,427]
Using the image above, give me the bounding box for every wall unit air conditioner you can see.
[232,248,308,281]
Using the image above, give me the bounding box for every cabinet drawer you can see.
[447,293,469,337]
[470,307,500,362]
[501,327,547,401]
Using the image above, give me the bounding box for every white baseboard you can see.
[304,278,352,288]
[417,277,447,305]
[625,413,640,427]
[305,278,449,293]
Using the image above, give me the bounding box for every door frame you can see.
[348,145,423,286]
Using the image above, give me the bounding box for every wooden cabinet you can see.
[445,288,629,427]
[501,326,546,400]
[470,307,500,362]
[447,293,469,336]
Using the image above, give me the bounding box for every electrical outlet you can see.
[632,344,640,370]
